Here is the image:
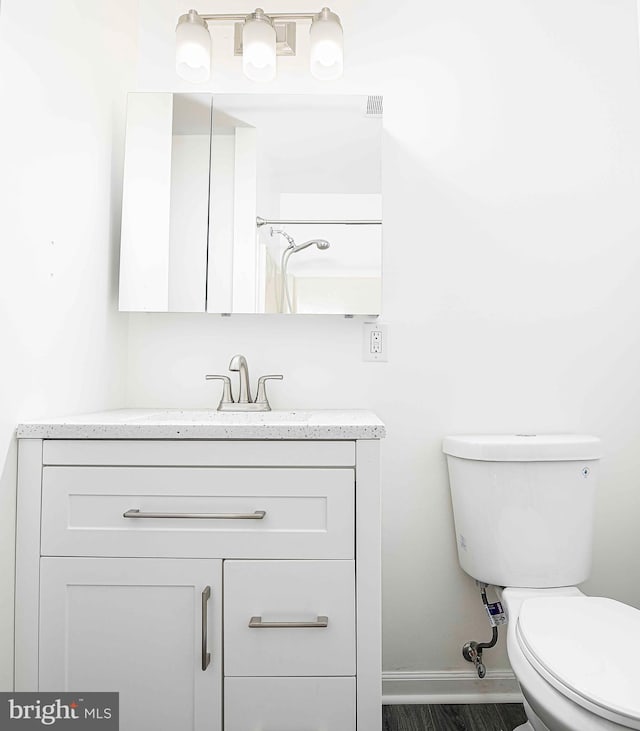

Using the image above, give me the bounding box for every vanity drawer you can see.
[224,560,355,677]
[41,467,354,559]
[224,676,356,731]
[43,439,356,467]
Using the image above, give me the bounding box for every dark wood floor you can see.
[383,704,527,731]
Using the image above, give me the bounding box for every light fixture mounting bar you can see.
[235,21,296,56]
[199,12,317,22]
[199,10,316,56]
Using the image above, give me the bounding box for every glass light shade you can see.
[176,10,211,83]
[309,8,343,80]
[242,12,276,82]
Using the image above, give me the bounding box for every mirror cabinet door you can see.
[119,93,382,315]
[119,93,212,312]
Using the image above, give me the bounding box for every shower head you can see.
[291,239,331,253]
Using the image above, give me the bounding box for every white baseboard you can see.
[382,670,522,705]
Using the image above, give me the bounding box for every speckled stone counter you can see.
[17,408,386,440]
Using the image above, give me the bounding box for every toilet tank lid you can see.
[442,434,601,461]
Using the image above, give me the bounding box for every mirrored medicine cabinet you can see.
[118,92,383,315]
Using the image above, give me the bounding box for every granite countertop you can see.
[16,408,386,440]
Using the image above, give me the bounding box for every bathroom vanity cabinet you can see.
[15,411,384,731]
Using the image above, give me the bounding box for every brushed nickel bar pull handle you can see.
[123,509,266,520]
[248,615,329,629]
[202,586,211,671]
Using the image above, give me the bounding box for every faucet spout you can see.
[229,354,251,403]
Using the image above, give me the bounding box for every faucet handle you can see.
[255,375,283,410]
[205,375,234,409]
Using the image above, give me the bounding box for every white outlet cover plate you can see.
[363,322,388,362]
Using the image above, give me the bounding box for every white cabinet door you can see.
[224,560,355,677]
[39,557,222,731]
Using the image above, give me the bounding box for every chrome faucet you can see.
[206,354,283,411]
[229,354,251,403]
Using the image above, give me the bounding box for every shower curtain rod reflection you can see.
[256,216,381,227]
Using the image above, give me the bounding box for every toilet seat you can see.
[516,596,640,729]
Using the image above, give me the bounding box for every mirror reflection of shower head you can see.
[269,227,296,247]
[277,237,331,314]
[291,239,331,253]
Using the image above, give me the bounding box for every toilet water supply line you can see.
[462,582,506,679]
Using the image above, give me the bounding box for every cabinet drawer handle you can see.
[202,586,211,671]
[123,509,266,520]
[248,615,329,629]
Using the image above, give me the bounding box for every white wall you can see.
[127,0,640,696]
[0,0,137,689]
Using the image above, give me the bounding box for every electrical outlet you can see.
[363,322,388,362]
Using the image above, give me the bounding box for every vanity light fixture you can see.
[308,7,343,80]
[175,9,212,83]
[175,7,343,83]
[242,9,277,82]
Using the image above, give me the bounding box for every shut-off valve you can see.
[462,582,506,679]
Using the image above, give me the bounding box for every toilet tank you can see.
[442,435,602,588]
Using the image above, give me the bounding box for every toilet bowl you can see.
[500,587,640,731]
[442,435,640,731]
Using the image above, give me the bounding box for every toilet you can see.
[442,435,640,731]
